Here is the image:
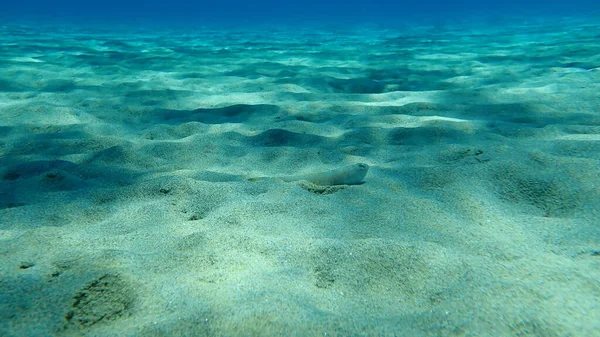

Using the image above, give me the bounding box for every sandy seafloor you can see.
[1,15,599,337]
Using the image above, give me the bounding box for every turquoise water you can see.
[2,0,600,22]
[1,12,599,337]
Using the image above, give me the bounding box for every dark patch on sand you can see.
[65,273,134,329]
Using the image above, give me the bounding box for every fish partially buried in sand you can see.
[249,163,369,186]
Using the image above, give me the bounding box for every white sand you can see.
[1,17,599,336]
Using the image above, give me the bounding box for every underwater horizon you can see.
[2,0,600,25]
[1,1,600,337]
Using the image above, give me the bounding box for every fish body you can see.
[281,163,369,186]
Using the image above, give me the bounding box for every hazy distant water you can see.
[2,0,600,25]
